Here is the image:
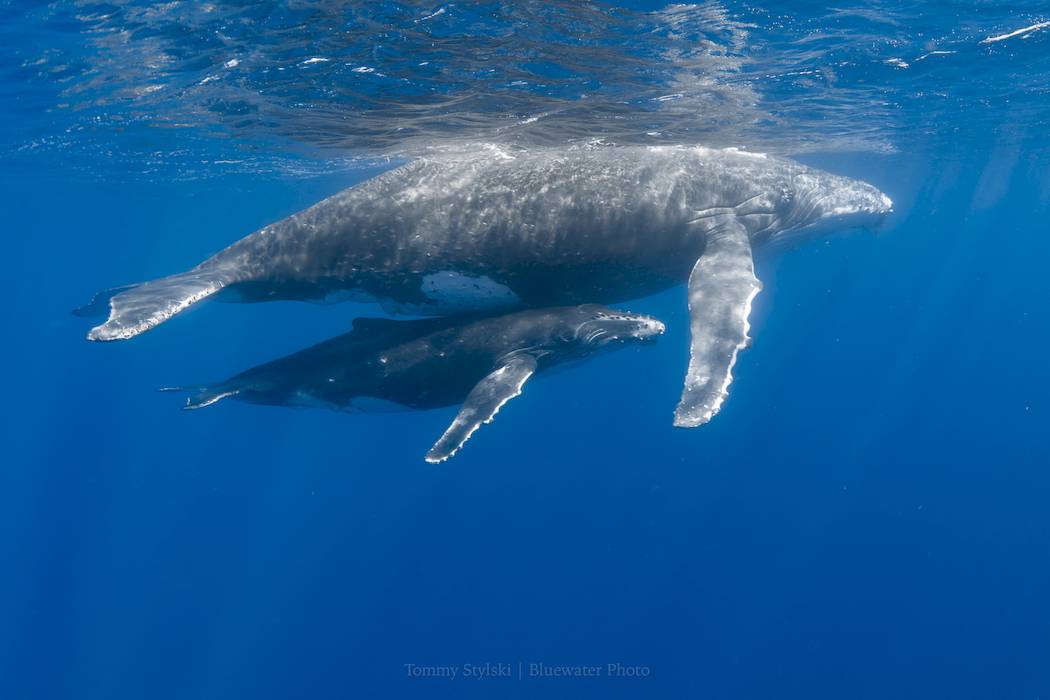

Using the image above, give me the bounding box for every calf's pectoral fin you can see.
[674,221,762,428]
[425,354,538,464]
[87,266,240,342]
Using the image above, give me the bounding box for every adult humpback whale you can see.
[82,145,891,426]
[166,305,665,463]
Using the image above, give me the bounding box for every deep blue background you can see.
[3,135,1048,699]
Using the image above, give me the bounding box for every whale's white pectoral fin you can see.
[674,221,762,428]
[425,354,537,463]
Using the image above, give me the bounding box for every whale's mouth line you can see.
[575,315,666,346]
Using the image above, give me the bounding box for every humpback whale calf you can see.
[83,145,891,426]
[166,305,665,463]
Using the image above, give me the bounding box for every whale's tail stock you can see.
[78,265,237,342]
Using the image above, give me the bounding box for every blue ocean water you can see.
[2,2,1049,698]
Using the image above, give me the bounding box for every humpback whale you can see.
[82,145,891,426]
[165,305,665,463]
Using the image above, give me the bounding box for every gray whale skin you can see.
[168,305,665,463]
[83,145,891,427]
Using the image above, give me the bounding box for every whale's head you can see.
[573,306,666,348]
[778,170,893,244]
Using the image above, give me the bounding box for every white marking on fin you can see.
[88,268,236,341]
[680,284,760,425]
[425,355,536,463]
[185,390,238,410]
[674,221,762,428]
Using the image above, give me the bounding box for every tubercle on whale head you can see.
[823,178,893,228]
[572,306,666,346]
[774,172,894,245]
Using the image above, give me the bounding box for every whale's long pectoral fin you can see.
[425,354,538,463]
[675,221,762,427]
